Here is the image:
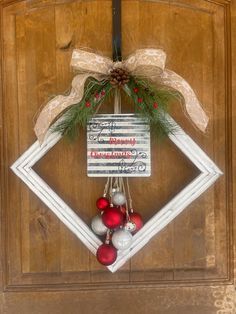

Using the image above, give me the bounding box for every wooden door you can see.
[1,0,235,313]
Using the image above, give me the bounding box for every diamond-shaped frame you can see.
[11,114,222,272]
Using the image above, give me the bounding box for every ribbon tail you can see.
[160,69,209,132]
[34,73,101,144]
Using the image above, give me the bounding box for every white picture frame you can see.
[11,114,222,272]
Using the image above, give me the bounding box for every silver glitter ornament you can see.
[91,215,108,236]
[112,229,132,250]
[124,221,136,232]
[111,192,126,206]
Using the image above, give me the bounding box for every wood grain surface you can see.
[0,0,235,313]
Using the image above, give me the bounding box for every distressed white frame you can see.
[11,114,223,272]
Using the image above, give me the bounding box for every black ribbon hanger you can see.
[112,0,122,61]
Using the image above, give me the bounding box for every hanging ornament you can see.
[102,207,124,229]
[91,215,108,236]
[96,197,110,211]
[129,212,143,233]
[112,229,133,250]
[112,191,126,206]
[96,243,117,266]
[124,220,137,233]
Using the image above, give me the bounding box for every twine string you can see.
[126,178,133,211]
[103,177,110,196]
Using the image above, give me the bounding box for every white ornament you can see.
[112,192,126,206]
[112,229,132,250]
[91,215,108,236]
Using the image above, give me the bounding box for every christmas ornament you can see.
[111,191,126,206]
[129,212,143,233]
[91,215,108,236]
[124,221,136,233]
[96,197,110,211]
[112,229,133,250]
[96,244,117,266]
[91,177,139,265]
[102,207,124,229]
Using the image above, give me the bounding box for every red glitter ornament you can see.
[85,101,91,108]
[96,244,117,266]
[96,197,110,211]
[133,87,139,93]
[102,207,123,229]
[101,90,106,96]
[129,212,143,233]
[138,98,143,103]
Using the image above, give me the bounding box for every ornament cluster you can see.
[91,178,143,266]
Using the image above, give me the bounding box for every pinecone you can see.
[109,68,130,87]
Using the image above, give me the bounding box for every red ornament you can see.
[153,102,158,109]
[96,197,110,211]
[138,98,143,103]
[102,207,124,229]
[85,101,91,108]
[133,87,139,93]
[101,90,106,96]
[129,212,143,233]
[95,92,100,99]
[96,244,117,266]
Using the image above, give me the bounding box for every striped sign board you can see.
[87,114,151,177]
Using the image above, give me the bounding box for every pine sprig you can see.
[123,77,182,139]
[52,78,113,140]
[51,73,183,141]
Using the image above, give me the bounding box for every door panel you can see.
[0,0,235,313]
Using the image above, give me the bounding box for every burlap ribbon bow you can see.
[34,48,209,143]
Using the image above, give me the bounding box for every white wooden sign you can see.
[87,114,151,177]
[11,114,222,272]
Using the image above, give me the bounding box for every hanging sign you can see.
[87,114,151,177]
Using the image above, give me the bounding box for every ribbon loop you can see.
[70,49,113,74]
[124,49,166,76]
[160,70,209,132]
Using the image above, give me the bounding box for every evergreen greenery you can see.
[52,77,113,140]
[123,77,183,139]
[51,74,183,141]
